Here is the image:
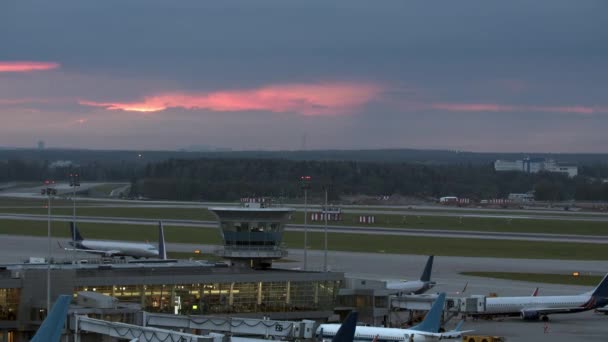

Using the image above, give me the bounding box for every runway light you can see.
[572,272,580,277]
[192,305,198,310]
[194,249,201,254]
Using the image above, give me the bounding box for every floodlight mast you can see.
[41,182,57,313]
[300,176,311,270]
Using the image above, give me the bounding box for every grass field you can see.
[460,272,603,286]
[0,205,607,236]
[1,219,607,260]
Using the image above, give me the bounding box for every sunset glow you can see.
[80,82,382,115]
[431,103,605,115]
[0,61,60,73]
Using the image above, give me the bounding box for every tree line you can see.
[1,157,608,202]
[133,158,608,202]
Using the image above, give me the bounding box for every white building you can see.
[494,160,524,172]
[494,158,577,178]
[508,193,535,203]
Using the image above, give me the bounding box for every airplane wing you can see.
[63,247,121,257]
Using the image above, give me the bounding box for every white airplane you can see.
[385,256,436,295]
[63,221,167,259]
[317,293,470,341]
[480,273,608,321]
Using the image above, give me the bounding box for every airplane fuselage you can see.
[386,280,434,295]
[482,294,604,319]
[70,240,159,258]
[318,325,461,342]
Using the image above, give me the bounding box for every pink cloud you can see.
[0,61,60,73]
[80,82,383,115]
[430,103,606,115]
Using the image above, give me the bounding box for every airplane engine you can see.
[520,310,540,320]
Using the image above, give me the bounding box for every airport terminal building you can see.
[0,201,344,341]
[0,261,343,340]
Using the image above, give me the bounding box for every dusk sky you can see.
[1,1,607,152]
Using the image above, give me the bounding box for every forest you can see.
[132,159,608,202]
[1,150,607,202]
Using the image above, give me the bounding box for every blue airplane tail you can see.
[410,293,445,333]
[69,222,83,242]
[332,311,358,342]
[31,295,71,342]
[591,273,608,298]
[453,319,464,331]
[420,255,434,282]
[158,221,167,260]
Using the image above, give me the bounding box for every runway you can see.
[1,234,605,296]
[1,213,608,244]
[3,190,608,222]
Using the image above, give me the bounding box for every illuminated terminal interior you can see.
[74,279,339,315]
[0,261,343,334]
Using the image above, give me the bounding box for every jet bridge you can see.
[73,315,223,342]
[143,312,317,339]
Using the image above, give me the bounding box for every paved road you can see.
[2,191,608,221]
[1,213,608,244]
[1,234,605,296]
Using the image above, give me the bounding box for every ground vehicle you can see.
[462,336,505,342]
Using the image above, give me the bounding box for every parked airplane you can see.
[31,295,71,342]
[63,221,167,259]
[317,293,470,341]
[385,256,436,295]
[481,273,608,321]
[332,311,358,342]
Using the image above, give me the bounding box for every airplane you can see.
[332,311,358,342]
[385,256,436,295]
[63,221,167,259]
[480,273,608,321]
[31,295,71,342]
[317,293,471,341]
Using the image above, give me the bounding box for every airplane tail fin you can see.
[420,255,434,282]
[70,222,83,242]
[158,221,167,260]
[31,295,71,342]
[591,273,608,297]
[410,293,445,333]
[532,287,539,296]
[332,311,358,342]
[453,319,464,331]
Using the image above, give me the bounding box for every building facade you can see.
[494,158,578,177]
[0,262,343,341]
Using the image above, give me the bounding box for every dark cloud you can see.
[0,0,607,151]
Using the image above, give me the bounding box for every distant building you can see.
[49,160,73,168]
[37,140,45,150]
[508,192,535,203]
[494,158,577,178]
[439,196,470,205]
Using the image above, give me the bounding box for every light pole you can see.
[323,186,328,272]
[300,176,311,270]
[41,182,57,313]
[69,172,80,226]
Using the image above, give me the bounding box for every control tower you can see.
[209,199,293,269]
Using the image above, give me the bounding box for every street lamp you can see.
[323,185,329,272]
[69,172,81,226]
[41,182,57,313]
[300,176,311,270]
